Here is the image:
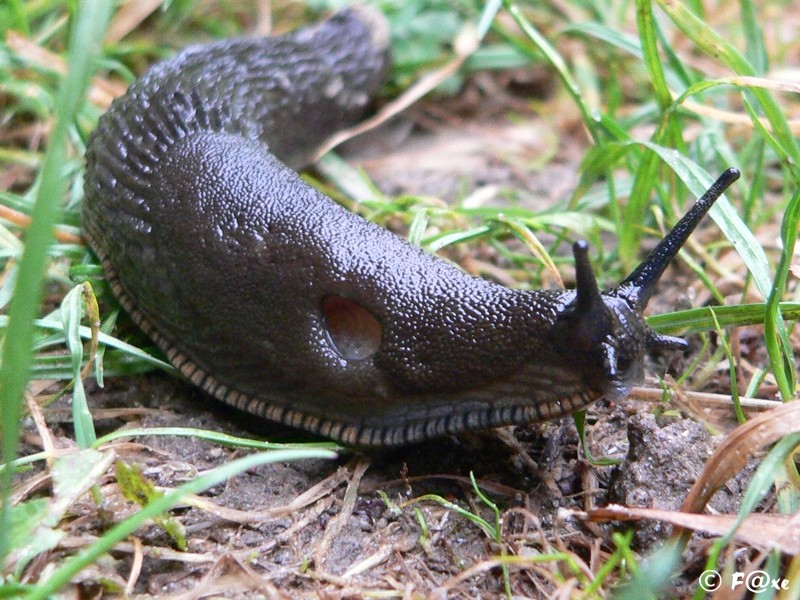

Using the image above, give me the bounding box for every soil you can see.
[56,363,753,597]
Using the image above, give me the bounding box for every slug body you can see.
[83,8,739,446]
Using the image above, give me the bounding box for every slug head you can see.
[552,168,740,401]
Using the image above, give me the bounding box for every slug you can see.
[83,7,740,446]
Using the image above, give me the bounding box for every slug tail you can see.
[617,168,740,310]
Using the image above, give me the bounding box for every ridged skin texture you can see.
[83,8,656,446]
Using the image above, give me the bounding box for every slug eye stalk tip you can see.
[618,167,740,310]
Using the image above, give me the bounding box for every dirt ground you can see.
[47,366,754,597]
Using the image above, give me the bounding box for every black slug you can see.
[83,7,740,446]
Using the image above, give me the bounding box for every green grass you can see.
[0,0,114,564]
[1,0,798,596]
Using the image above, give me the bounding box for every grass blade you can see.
[655,0,800,168]
[763,186,800,401]
[635,0,671,111]
[503,1,601,145]
[23,448,337,600]
[59,284,96,447]
[0,0,113,564]
[647,302,800,336]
